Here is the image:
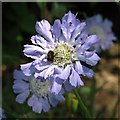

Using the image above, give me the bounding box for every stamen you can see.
[53,43,74,67]
[29,78,50,97]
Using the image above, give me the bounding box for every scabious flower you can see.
[0,108,6,120]
[84,14,116,52]
[13,70,65,113]
[21,11,100,94]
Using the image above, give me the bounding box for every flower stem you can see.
[73,88,92,119]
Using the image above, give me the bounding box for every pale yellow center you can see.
[53,43,74,67]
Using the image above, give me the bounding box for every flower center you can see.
[29,78,50,97]
[89,25,106,41]
[53,43,74,67]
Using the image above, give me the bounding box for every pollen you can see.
[53,43,74,67]
[29,78,50,97]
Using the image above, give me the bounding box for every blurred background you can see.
[2,2,120,119]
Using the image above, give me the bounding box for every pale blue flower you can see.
[84,14,116,52]
[13,70,65,113]
[22,11,100,94]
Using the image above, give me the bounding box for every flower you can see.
[0,108,6,120]
[22,11,100,94]
[13,70,65,113]
[84,14,116,52]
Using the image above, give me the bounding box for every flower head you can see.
[84,14,116,52]
[13,70,65,113]
[22,11,100,94]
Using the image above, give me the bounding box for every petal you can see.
[51,81,62,95]
[16,90,30,104]
[41,98,50,112]
[13,70,28,81]
[53,19,61,40]
[44,65,55,79]
[38,70,47,78]
[34,61,50,71]
[71,22,86,41]
[35,20,53,44]
[55,94,65,102]
[23,45,46,59]
[85,51,95,58]
[13,80,29,94]
[75,61,84,75]
[21,62,33,76]
[62,11,75,23]
[28,95,37,107]
[33,98,42,113]
[86,53,100,66]
[31,35,48,49]
[64,80,74,92]
[78,54,86,62]
[54,66,62,74]
[94,14,102,23]
[55,65,71,84]
[70,68,84,87]
[82,35,99,51]
[48,93,58,107]
[82,65,94,78]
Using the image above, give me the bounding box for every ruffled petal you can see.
[75,61,84,75]
[51,80,62,95]
[35,20,54,44]
[71,22,86,41]
[31,35,48,49]
[82,35,99,51]
[55,65,71,84]
[62,11,76,23]
[44,65,55,79]
[61,12,77,40]
[34,61,50,71]
[86,53,100,66]
[82,65,94,78]
[21,62,33,76]
[23,45,46,59]
[53,19,61,40]
[70,68,84,87]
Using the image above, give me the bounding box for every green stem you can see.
[89,76,96,115]
[73,88,92,119]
